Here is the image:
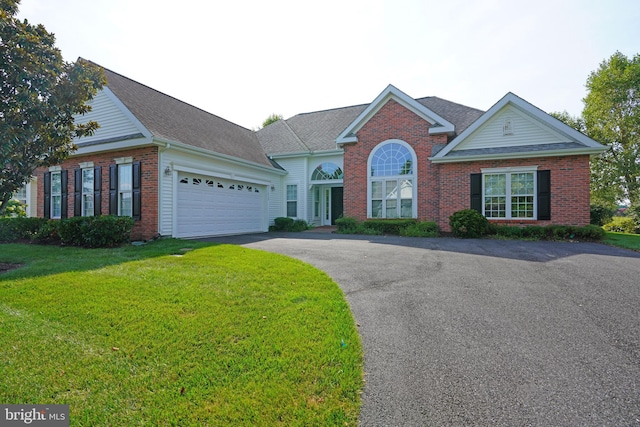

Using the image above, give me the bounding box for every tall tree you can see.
[261,113,283,128]
[582,51,640,207]
[0,0,105,214]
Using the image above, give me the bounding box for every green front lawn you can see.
[0,240,363,426]
[603,231,640,251]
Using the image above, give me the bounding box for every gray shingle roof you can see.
[257,96,484,155]
[99,63,274,168]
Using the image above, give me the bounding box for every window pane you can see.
[82,169,94,194]
[386,203,397,218]
[371,181,382,199]
[385,180,398,200]
[52,195,61,218]
[371,200,382,218]
[484,174,506,196]
[119,192,132,217]
[286,185,297,201]
[512,196,534,218]
[485,196,506,218]
[311,163,343,180]
[83,194,94,217]
[400,199,412,218]
[400,179,413,199]
[51,172,61,193]
[287,201,297,217]
[511,172,534,195]
[119,164,132,191]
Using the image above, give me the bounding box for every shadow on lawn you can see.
[0,239,219,280]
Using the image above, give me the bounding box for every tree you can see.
[0,0,105,214]
[261,113,283,128]
[582,51,640,208]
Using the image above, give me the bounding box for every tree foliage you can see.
[0,0,105,214]
[583,51,640,207]
[261,113,283,128]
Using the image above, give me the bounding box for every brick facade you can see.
[343,99,592,232]
[35,146,159,241]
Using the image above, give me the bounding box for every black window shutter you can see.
[60,170,68,219]
[470,173,482,213]
[537,170,551,220]
[109,164,118,215]
[132,161,142,220]
[44,172,51,219]
[94,166,102,216]
[74,168,82,216]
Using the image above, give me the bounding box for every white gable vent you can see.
[503,118,514,136]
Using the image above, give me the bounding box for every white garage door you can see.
[176,173,265,238]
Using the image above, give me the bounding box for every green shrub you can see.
[520,226,547,240]
[399,221,438,237]
[31,220,60,244]
[362,219,417,235]
[576,224,606,240]
[493,225,523,239]
[56,216,134,248]
[0,217,48,242]
[603,217,638,234]
[628,205,640,229]
[271,217,309,232]
[590,204,614,226]
[335,217,359,233]
[449,209,489,238]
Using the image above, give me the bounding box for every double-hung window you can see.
[483,168,536,219]
[286,184,298,217]
[51,171,62,219]
[82,168,94,216]
[118,164,133,217]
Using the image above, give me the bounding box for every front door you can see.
[330,187,343,225]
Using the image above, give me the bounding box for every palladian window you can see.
[368,140,416,218]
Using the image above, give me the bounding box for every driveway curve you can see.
[202,232,640,426]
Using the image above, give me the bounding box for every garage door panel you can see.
[176,173,265,238]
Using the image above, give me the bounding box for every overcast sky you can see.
[17,0,640,130]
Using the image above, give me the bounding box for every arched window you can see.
[367,140,416,218]
[311,162,343,181]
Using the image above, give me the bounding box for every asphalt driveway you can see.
[202,232,640,426]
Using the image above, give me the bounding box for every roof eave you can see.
[429,146,609,164]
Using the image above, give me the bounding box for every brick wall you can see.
[35,146,159,241]
[342,99,592,231]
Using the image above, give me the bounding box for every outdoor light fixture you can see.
[164,166,172,176]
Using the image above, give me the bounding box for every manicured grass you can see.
[603,231,640,251]
[0,240,363,426]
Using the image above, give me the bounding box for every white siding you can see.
[272,157,307,221]
[452,105,571,151]
[73,89,147,145]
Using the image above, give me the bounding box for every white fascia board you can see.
[433,92,607,160]
[73,136,154,155]
[159,138,287,176]
[269,148,344,159]
[429,146,608,164]
[335,84,455,144]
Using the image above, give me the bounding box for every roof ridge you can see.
[416,95,485,113]
[281,119,312,152]
[84,58,254,133]
[292,102,369,118]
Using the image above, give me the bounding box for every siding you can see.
[452,105,571,151]
[272,157,307,221]
[73,89,146,145]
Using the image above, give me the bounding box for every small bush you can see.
[590,205,614,226]
[271,217,309,232]
[399,221,438,237]
[0,217,48,242]
[449,209,489,238]
[31,220,60,244]
[55,216,134,247]
[362,219,417,235]
[603,217,638,234]
[335,217,359,233]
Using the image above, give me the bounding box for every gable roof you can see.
[86,61,274,168]
[430,92,607,163]
[257,89,483,156]
[336,85,457,144]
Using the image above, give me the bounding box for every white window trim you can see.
[81,168,94,217]
[481,166,538,220]
[367,139,418,219]
[285,183,298,218]
[118,163,133,217]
